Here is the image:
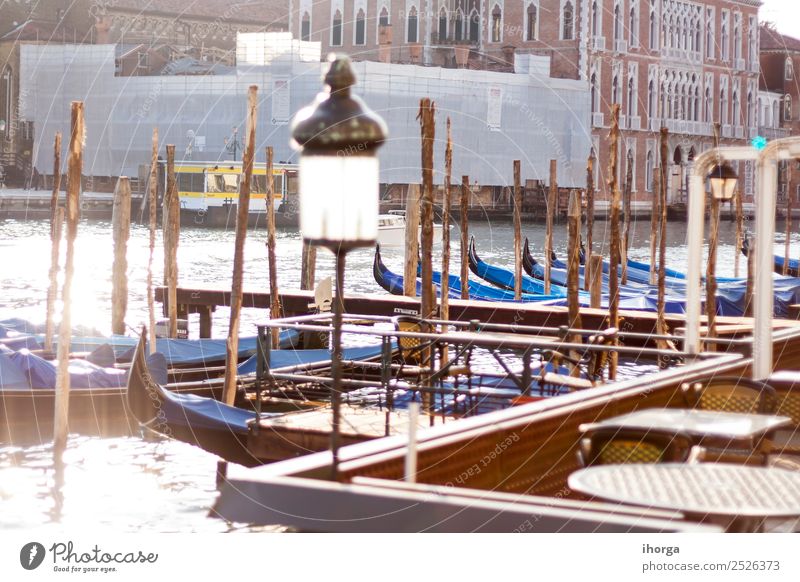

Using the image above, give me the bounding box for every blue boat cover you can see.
[0,345,32,389]
[236,343,389,375]
[7,349,127,389]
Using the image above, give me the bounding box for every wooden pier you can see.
[156,285,800,346]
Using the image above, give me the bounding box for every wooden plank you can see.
[163,144,179,338]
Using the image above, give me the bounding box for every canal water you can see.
[0,214,792,531]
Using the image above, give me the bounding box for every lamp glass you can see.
[710,177,737,201]
[299,154,379,248]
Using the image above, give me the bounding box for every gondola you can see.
[125,328,393,466]
[467,237,566,297]
[741,237,800,277]
[373,245,562,303]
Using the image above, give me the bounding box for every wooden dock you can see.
[156,285,800,345]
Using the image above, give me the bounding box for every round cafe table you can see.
[568,463,800,532]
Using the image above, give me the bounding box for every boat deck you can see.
[247,405,431,463]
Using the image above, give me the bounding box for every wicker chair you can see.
[681,377,778,414]
[577,427,693,467]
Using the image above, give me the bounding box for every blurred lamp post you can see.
[224,126,242,161]
[290,54,387,478]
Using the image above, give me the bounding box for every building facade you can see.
[759,24,800,206]
[290,0,762,203]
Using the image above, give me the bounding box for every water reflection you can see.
[0,215,795,530]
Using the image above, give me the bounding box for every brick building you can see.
[290,0,762,203]
[759,23,800,205]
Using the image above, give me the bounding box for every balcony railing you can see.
[430,33,479,47]
[722,124,733,138]
[614,39,627,54]
[734,58,746,71]
[592,37,606,51]
[735,126,744,138]
[628,116,641,130]
[757,126,791,140]
[592,112,605,127]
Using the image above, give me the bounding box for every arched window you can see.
[527,3,538,41]
[786,58,794,81]
[627,76,635,116]
[379,6,389,27]
[629,4,638,48]
[454,10,464,42]
[648,80,656,118]
[591,73,599,113]
[355,8,366,45]
[694,86,700,121]
[705,13,713,59]
[646,151,654,191]
[747,91,753,127]
[774,101,780,127]
[491,5,502,43]
[469,9,480,43]
[614,3,622,43]
[591,1,598,37]
[734,13,742,60]
[649,5,657,50]
[562,1,574,40]
[439,7,447,41]
[612,74,620,105]
[407,6,418,43]
[720,86,728,125]
[301,11,311,41]
[785,94,793,122]
[732,86,740,126]
[704,87,712,123]
[332,10,343,46]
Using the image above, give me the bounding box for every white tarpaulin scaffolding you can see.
[20,34,591,188]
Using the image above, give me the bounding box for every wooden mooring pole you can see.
[589,255,603,309]
[223,85,257,406]
[513,160,523,301]
[545,160,557,296]
[147,128,158,353]
[705,123,722,350]
[53,101,83,454]
[735,187,744,279]
[266,146,283,347]
[584,153,595,292]
[785,182,793,276]
[441,118,453,359]
[404,183,421,298]
[300,242,317,290]
[656,128,669,340]
[621,149,633,285]
[608,105,621,380]
[163,144,179,338]
[418,98,436,421]
[649,171,660,286]
[44,132,62,353]
[567,190,582,373]
[460,175,470,300]
[111,176,131,335]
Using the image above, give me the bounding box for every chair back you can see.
[681,376,777,414]
[579,427,691,467]
[392,315,427,365]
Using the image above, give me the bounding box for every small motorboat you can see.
[377,211,446,248]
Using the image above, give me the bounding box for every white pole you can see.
[404,402,420,483]
[685,172,706,358]
[753,152,779,380]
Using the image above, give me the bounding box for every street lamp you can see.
[708,162,738,201]
[290,54,387,477]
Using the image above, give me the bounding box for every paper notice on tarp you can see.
[487,87,503,131]
[272,78,290,125]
